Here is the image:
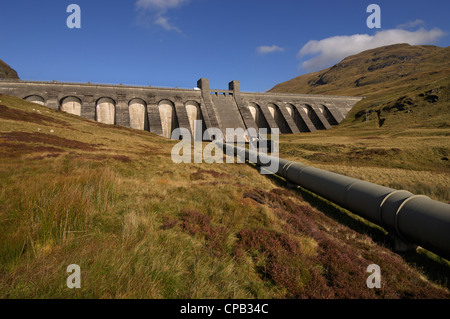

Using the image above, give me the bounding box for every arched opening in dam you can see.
[158,100,178,139]
[248,102,269,131]
[286,103,309,132]
[129,98,148,131]
[24,95,45,106]
[268,103,290,133]
[60,96,82,116]
[302,104,325,130]
[96,97,116,125]
[185,101,204,141]
[319,104,339,125]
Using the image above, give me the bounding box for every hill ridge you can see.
[270,43,450,128]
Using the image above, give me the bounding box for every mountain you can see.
[0,59,19,79]
[270,44,450,128]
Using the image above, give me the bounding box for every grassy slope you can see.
[270,44,450,129]
[0,94,449,298]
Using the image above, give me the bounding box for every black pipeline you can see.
[218,142,450,260]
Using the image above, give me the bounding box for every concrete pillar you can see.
[147,103,163,136]
[115,100,131,128]
[197,78,221,136]
[46,96,59,110]
[80,96,96,121]
[228,80,240,93]
[229,80,258,138]
[197,78,210,91]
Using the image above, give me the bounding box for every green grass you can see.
[0,94,449,298]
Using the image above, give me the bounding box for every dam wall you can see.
[0,78,363,141]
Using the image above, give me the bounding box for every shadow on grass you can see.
[251,162,450,290]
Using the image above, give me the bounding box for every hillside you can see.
[1,94,449,298]
[270,44,450,128]
[0,59,19,79]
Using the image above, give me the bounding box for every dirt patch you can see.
[0,105,69,126]
[0,132,99,151]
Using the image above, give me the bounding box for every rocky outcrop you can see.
[0,59,19,79]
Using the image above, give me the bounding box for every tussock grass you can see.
[0,94,449,298]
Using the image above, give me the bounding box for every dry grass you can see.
[0,94,449,299]
[279,127,450,202]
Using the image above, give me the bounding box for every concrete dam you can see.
[0,78,363,140]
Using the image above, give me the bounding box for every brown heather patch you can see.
[242,191,265,205]
[233,228,330,298]
[30,153,62,161]
[68,154,131,163]
[190,169,232,181]
[360,136,384,140]
[349,147,402,158]
[160,216,178,230]
[0,141,64,158]
[237,187,450,298]
[161,210,229,257]
[0,132,99,151]
[0,104,69,126]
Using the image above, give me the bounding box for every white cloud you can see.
[154,15,181,32]
[257,45,285,55]
[135,0,189,32]
[136,0,188,12]
[397,19,425,29]
[297,27,446,72]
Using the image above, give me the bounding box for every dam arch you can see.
[185,100,204,141]
[286,103,310,132]
[268,103,289,133]
[96,97,116,125]
[129,98,148,131]
[248,102,269,130]
[158,99,178,139]
[302,104,325,130]
[60,96,82,116]
[320,104,339,125]
[24,95,45,106]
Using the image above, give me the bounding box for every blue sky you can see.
[1,0,449,92]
